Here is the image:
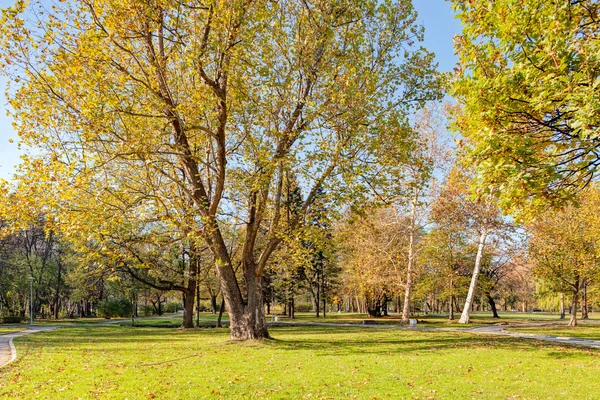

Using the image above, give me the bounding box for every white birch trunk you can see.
[401,193,418,322]
[458,229,488,324]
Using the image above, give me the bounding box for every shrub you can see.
[2,316,25,324]
[142,305,154,317]
[96,299,132,319]
[165,302,180,313]
[294,303,313,313]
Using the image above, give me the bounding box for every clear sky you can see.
[0,0,461,180]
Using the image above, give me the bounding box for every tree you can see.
[0,0,441,339]
[418,222,472,320]
[452,0,600,217]
[432,168,506,324]
[337,207,407,315]
[528,186,600,326]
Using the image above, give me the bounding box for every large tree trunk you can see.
[569,278,579,327]
[559,292,565,319]
[182,289,195,329]
[459,229,488,324]
[487,292,499,318]
[227,262,269,340]
[401,194,418,322]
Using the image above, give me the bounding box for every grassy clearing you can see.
[508,324,600,341]
[1,325,600,399]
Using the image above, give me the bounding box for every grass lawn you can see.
[1,325,600,399]
[508,324,600,341]
[0,328,23,334]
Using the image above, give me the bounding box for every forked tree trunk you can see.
[459,229,488,324]
[227,264,269,340]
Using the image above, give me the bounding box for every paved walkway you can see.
[269,320,600,349]
[0,327,58,368]
[465,323,600,349]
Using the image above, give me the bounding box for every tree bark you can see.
[210,295,218,314]
[559,292,565,319]
[401,193,418,322]
[227,261,269,340]
[182,288,195,329]
[569,278,579,327]
[487,292,499,318]
[582,279,589,319]
[196,283,201,327]
[459,229,488,324]
[321,271,326,318]
[216,298,225,328]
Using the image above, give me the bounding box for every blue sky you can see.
[0,0,461,180]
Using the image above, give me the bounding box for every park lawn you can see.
[1,326,600,399]
[0,328,23,334]
[508,324,600,341]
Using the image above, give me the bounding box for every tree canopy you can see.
[452,0,600,217]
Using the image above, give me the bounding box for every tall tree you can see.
[0,0,441,339]
[432,168,506,324]
[452,0,600,218]
[528,186,600,326]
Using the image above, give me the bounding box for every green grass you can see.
[508,324,600,341]
[1,324,600,399]
[0,328,23,334]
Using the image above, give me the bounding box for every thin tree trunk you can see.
[196,282,201,327]
[216,298,225,328]
[582,279,589,319]
[459,229,488,324]
[322,271,326,318]
[487,293,499,318]
[559,292,565,319]
[210,295,218,314]
[449,296,454,321]
[401,193,418,322]
[315,281,320,317]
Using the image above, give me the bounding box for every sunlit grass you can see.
[0,328,23,334]
[1,324,600,399]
